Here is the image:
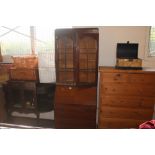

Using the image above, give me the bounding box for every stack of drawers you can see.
[98,67,155,129]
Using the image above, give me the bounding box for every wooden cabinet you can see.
[98,67,155,129]
[54,28,99,128]
[3,82,55,121]
[3,80,39,120]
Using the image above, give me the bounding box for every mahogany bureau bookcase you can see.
[54,28,99,129]
[98,67,155,128]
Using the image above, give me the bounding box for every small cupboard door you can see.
[77,33,98,86]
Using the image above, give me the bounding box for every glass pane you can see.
[78,35,97,84]
[79,71,96,83]
[79,36,97,49]
[59,71,74,83]
[35,26,54,53]
[0,26,31,56]
[149,26,155,56]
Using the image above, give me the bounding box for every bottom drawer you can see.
[98,118,147,129]
[99,106,153,120]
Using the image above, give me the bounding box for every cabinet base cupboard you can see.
[54,86,97,128]
[54,28,99,129]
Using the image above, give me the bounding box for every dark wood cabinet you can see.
[3,81,55,121]
[54,28,99,128]
[4,80,39,120]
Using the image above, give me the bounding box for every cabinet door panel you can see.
[77,33,98,85]
[55,86,75,104]
[79,71,96,83]
[58,71,74,84]
[55,104,96,129]
[55,31,75,85]
[75,87,97,105]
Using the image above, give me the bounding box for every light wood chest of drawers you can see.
[98,67,155,128]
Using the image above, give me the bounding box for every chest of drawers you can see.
[98,67,155,128]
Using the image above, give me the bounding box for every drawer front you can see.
[101,83,155,97]
[129,73,155,84]
[98,117,146,129]
[99,95,155,109]
[99,106,153,120]
[100,72,155,84]
[55,86,97,105]
[100,72,129,83]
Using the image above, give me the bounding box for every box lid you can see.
[116,42,139,59]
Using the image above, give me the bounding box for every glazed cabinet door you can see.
[77,32,98,86]
[55,30,76,85]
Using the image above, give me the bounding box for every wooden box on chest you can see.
[98,67,155,129]
[54,28,99,129]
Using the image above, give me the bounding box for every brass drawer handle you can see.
[68,87,72,90]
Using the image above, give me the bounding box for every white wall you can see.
[99,26,148,67]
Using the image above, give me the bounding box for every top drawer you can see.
[100,72,155,84]
[100,73,129,83]
[129,73,155,84]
